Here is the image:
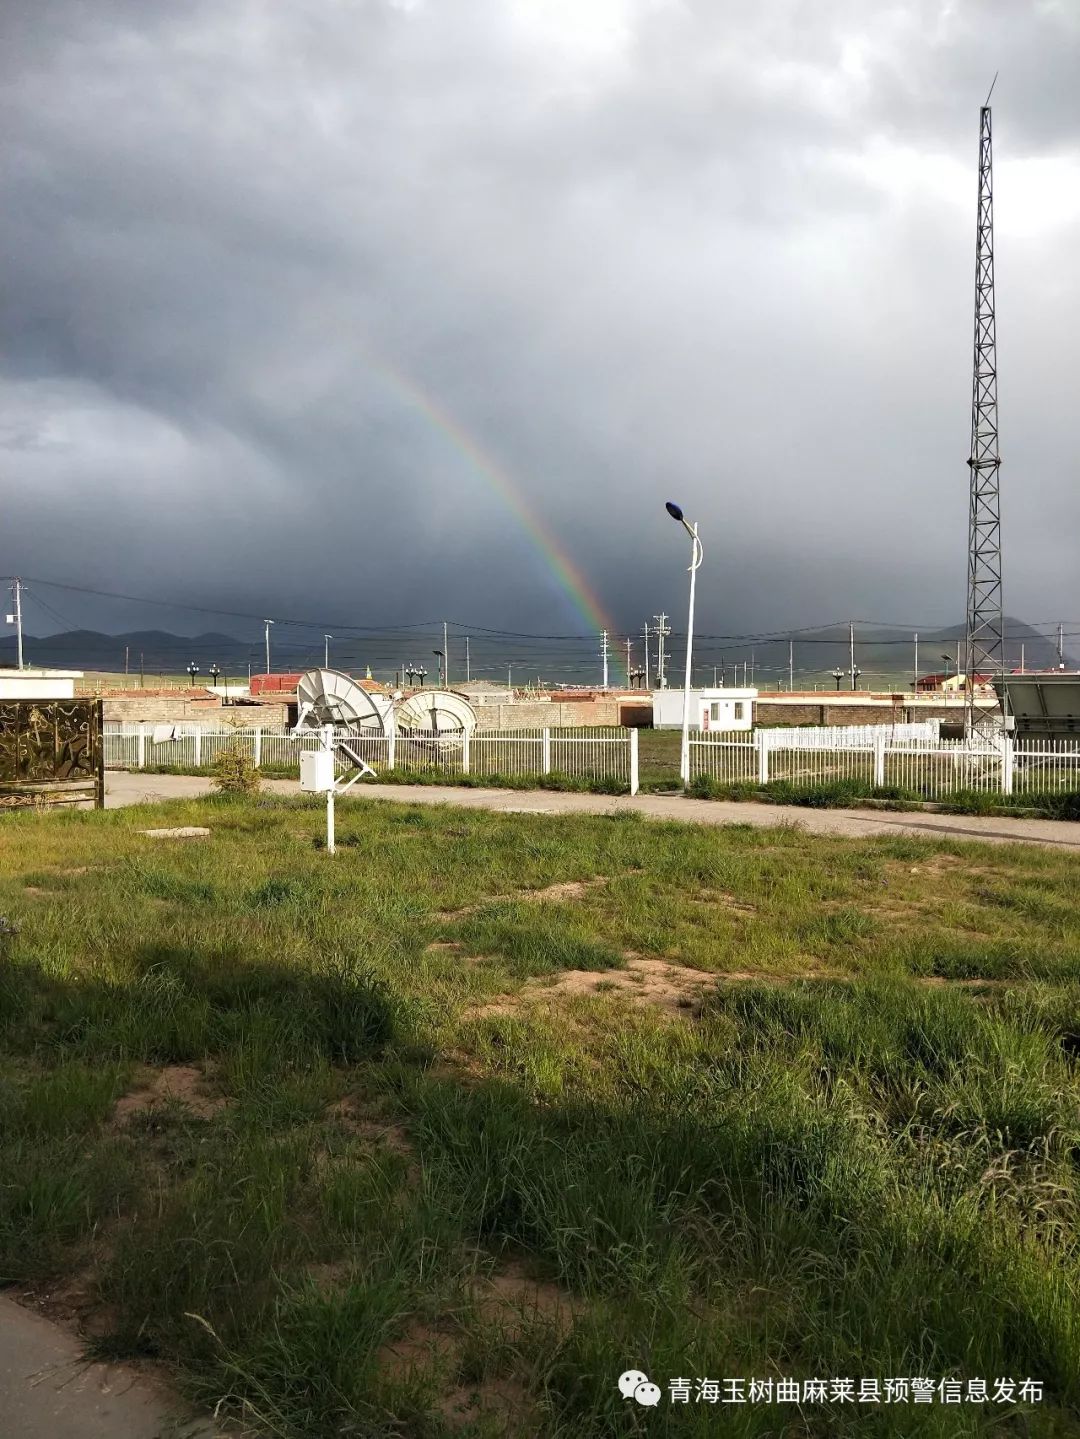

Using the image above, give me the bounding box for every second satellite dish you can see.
[395,689,477,737]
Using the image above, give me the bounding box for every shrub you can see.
[211,744,262,796]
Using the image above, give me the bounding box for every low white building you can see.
[652,687,756,732]
[0,668,83,701]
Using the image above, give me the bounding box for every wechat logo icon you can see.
[618,1370,662,1407]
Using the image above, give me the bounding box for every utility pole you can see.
[913,633,919,690]
[465,636,471,683]
[507,664,512,691]
[788,639,794,691]
[8,578,24,670]
[849,621,855,690]
[324,634,332,668]
[964,96,1005,736]
[643,623,650,690]
[263,619,274,675]
[443,620,450,686]
[139,652,144,688]
[125,645,130,678]
[1020,642,1025,673]
[600,629,609,689]
[625,636,632,685]
[1058,622,1065,669]
[652,614,670,689]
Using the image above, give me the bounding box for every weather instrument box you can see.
[300,750,335,793]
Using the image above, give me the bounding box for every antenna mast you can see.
[964,100,1005,737]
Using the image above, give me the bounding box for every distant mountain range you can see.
[0,619,1071,687]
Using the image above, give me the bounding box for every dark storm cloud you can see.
[1,0,1078,650]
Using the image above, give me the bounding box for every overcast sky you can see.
[2,0,1078,653]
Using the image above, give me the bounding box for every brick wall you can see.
[104,697,289,728]
[473,698,624,729]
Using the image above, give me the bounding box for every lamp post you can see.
[208,664,220,691]
[833,667,844,691]
[416,666,427,687]
[187,662,200,687]
[665,501,703,785]
[324,634,332,668]
[433,649,445,686]
[263,619,274,675]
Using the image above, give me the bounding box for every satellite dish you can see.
[395,689,477,738]
[293,668,394,778]
[294,669,393,735]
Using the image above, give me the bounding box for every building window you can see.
[734,702,744,720]
[710,703,720,721]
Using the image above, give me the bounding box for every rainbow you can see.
[369,357,626,683]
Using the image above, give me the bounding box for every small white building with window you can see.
[651,688,756,733]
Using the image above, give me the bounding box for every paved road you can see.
[104,772,1080,849]
[0,1295,215,1439]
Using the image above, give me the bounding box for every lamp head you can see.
[665,501,684,522]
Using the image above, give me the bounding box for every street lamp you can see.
[666,501,703,785]
[208,664,221,689]
[187,662,200,687]
[433,649,445,686]
[850,665,861,691]
[324,634,332,668]
[416,666,427,687]
[833,667,844,691]
[263,619,274,675]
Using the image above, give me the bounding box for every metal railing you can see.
[689,731,1080,800]
[103,724,639,793]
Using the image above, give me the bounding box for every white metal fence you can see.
[104,724,639,793]
[759,720,941,749]
[689,730,1080,800]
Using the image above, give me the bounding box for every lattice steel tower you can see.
[965,102,1005,737]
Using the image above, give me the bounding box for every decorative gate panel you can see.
[0,700,104,808]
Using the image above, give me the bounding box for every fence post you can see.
[1001,735,1014,796]
[757,733,769,785]
[873,731,886,787]
[137,724,146,769]
[542,728,551,775]
[253,727,262,768]
[461,729,470,776]
[193,728,202,768]
[629,727,639,795]
[387,727,396,771]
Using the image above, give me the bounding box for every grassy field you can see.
[2,795,1080,1436]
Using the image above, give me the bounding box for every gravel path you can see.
[104,772,1080,850]
[0,1295,216,1439]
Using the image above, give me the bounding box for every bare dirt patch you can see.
[439,875,609,918]
[326,1097,417,1162]
[426,940,464,952]
[112,1065,226,1124]
[472,1257,578,1335]
[693,889,757,915]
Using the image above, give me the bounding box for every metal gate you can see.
[0,700,104,809]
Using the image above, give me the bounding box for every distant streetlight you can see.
[208,664,221,689]
[263,619,274,675]
[833,667,844,691]
[415,666,427,687]
[187,662,200,687]
[324,634,332,668]
[850,665,861,692]
[666,501,703,785]
[433,649,445,686]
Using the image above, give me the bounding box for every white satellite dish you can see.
[293,668,394,780]
[294,668,393,735]
[394,689,477,738]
